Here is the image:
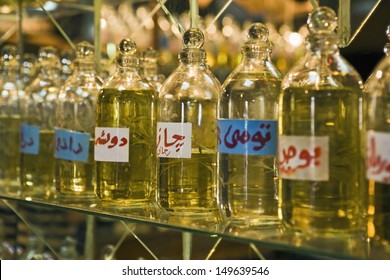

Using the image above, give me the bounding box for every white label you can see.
[366,131,390,183]
[94,127,129,162]
[278,135,329,181]
[157,122,192,158]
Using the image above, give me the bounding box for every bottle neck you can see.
[179,48,206,65]
[142,62,158,77]
[74,60,96,75]
[307,33,339,55]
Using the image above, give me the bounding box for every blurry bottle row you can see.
[0,6,389,257]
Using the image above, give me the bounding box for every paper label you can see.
[218,119,277,156]
[94,127,129,162]
[156,122,192,158]
[366,131,390,183]
[278,135,329,181]
[20,124,40,155]
[54,128,90,162]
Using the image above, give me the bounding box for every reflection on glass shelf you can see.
[0,190,389,260]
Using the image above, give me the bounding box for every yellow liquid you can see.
[0,115,21,191]
[279,87,363,237]
[54,139,96,203]
[158,99,219,216]
[20,130,55,199]
[95,88,156,206]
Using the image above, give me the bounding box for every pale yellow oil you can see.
[219,76,280,226]
[279,87,363,237]
[158,99,219,216]
[54,139,95,203]
[20,129,55,199]
[0,115,21,191]
[95,88,156,207]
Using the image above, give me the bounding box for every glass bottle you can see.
[278,7,364,238]
[365,25,390,251]
[20,46,62,200]
[218,23,282,227]
[0,44,24,193]
[157,28,222,221]
[95,38,157,210]
[55,42,103,204]
[140,48,165,92]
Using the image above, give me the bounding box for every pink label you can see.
[94,127,129,162]
[366,131,390,183]
[157,122,192,158]
[278,135,329,181]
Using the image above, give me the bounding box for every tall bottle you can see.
[55,42,103,203]
[218,23,282,226]
[140,48,165,92]
[278,7,364,238]
[95,39,157,210]
[365,25,390,250]
[157,28,222,221]
[20,46,62,200]
[0,44,24,193]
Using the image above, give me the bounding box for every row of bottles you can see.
[0,6,389,251]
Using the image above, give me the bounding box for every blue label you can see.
[218,119,277,156]
[54,128,90,163]
[20,124,40,155]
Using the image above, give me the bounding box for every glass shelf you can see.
[1,191,389,260]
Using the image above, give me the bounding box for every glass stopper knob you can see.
[39,46,59,60]
[182,28,204,49]
[307,6,337,34]
[247,22,268,41]
[119,38,137,55]
[76,41,94,59]
[1,44,17,60]
[386,25,390,41]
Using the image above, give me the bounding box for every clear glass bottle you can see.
[218,23,282,226]
[59,236,78,260]
[20,46,62,200]
[0,44,24,193]
[157,28,222,221]
[140,48,165,92]
[278,7,364,238]
[95,38,157,210]
[55,42,103,203]
[365,25,390,251]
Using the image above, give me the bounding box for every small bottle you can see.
[140,48,165,91]
[95,39,157,210]
[157,28,222,221]
[55,42,103,203]
[278,7,364,238]
[0,44,24,193]
[365,25,390,250]
[20,46,62,200]
[218,23,282,226]
[59,236,78,260]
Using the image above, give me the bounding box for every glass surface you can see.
[1,191,389,259]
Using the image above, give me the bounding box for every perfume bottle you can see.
[140,48,165,91]
[55,42,103,203]
[20,46,62,200]
[365,25,390,250]
[218,23,282,226]
[157,28,222,220]
[278,7,364,238]
[95,39,157,209]
[0,44,24,192]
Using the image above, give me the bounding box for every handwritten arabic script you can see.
[94,127,129,162]
[278,135,329,181]
[20,124,39,155]
[366,131,390,183]
[218,120,277,156]
[157,122,192,158]
[54,128,90,162]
